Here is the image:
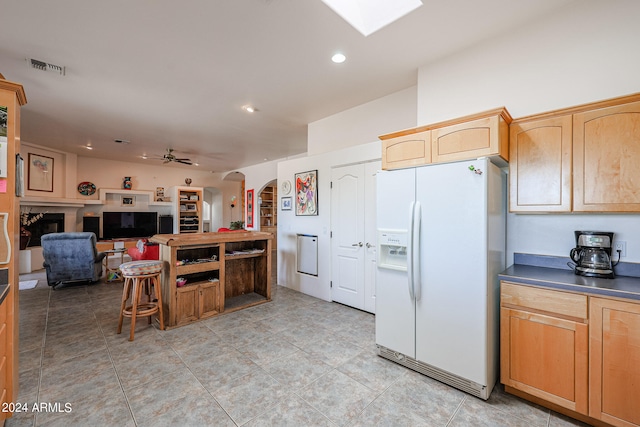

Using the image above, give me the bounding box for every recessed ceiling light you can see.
[141,155,148,160]
[84,145,93,150]
[331,53,346,64]
[242,105,257,113]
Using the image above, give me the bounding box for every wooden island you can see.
[150,231,273,328]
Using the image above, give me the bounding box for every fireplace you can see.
[24,213,65,247]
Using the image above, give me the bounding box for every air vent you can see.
[27,58,65,76]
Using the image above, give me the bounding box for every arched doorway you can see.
[258,179,277,285]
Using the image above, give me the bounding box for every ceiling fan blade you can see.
[175,159,193,165]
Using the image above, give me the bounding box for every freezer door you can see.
[415,158,492,385]
[375,168,416,357]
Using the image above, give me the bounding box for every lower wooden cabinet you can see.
[176,280,221,326]
[590,297,640,427]
[500,283,588,414]
[0,295,8,425]
[502,282,640,427]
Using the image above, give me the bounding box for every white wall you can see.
[276,141,381,300]
[416,0,640,264]
[307,86,418,156]
[417,0,640,124]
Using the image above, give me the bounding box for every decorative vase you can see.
[185,178,192,186]
[20,227,31,250]
[123,177,132,190]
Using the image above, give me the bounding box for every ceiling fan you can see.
[152,148,193,165]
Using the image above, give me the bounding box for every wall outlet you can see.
[614,241,627,257]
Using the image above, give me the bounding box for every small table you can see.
[104,248,127,282]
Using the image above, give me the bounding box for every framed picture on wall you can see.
[246,189,254,228]
[295,170,318,216]
[122,196,135,206]
[27,153,54,192]
[281,197,292,211]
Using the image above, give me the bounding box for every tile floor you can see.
[7,268,589,427]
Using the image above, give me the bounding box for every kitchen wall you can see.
[238,89,415,293]
[266,88,416,299]
[275,141,381,300]
[307,86,417,156]
[416,0,640,263]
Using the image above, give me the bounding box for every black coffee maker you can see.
[569,231,618,279]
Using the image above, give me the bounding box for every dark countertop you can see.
[0,284,9,305]
[499,254,640,301]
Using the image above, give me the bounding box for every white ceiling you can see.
[0,0,573,172]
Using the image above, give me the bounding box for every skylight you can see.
[321,0,423,37]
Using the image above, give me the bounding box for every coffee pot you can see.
[569,231,618,279]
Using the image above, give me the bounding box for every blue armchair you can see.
[41,232,106,288]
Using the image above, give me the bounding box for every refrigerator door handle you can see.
[407,201,415,300]
[413,201,422,301]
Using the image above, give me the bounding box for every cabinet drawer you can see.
[501,282,587,319]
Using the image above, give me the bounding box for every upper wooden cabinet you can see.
[381,130,431,170]
[510,93,640,213]
[573,100,640,212]
[509,115,572,212]
[380,108,511,170]
[431,110,510,165]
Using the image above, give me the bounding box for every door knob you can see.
[352,242,363,247]
[366,243,373,248]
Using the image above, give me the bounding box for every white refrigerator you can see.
[375,158,506,400]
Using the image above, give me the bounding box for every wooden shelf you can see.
[171,186,203,233]
[152,231,273,329]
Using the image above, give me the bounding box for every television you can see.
[102,212,158,240]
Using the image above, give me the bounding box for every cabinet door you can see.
[199,281,220,319]
[0,299,7,424]
[590,297,640,427]
[176,286,199,325]
[574,101,640,211]
[381,130,431,170]
[501,307,588,414]
[509,115,572,212]
[431,113,508,164]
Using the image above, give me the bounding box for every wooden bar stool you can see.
[117,260,165,341]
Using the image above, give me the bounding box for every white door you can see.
[331,164,365,309]
[330,161,380,312]
[415,159,489,384]
[375,167,416,357]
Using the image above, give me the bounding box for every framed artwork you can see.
[122,196,135,206]
[295,170,318,216]
[281,197,292,211]
[246,189,254,228]
[28,153,54,192]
